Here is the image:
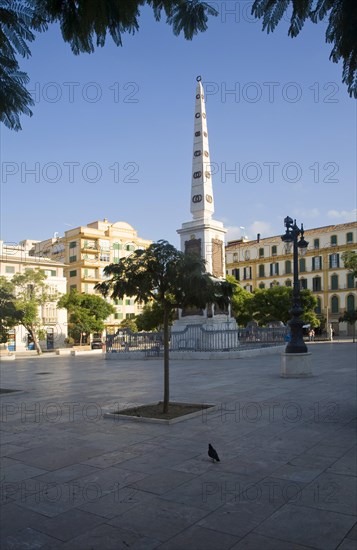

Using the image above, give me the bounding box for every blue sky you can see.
[1,2,356,248]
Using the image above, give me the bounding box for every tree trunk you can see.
[163,305,170,414]
[29,326,42,355]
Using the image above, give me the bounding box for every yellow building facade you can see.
[226,221,357,335]
[32,219,152,332]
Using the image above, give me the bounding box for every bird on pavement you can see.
[208,443,220,462]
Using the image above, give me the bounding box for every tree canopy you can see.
[58,290,114,344]
[0,268,56,353]
[1,0,356,131]
[0,278,23,343]
[96,240,233,413]
[252,0,357,98]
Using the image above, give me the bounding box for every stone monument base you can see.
[280,352,312,378]
[171,315,239,351]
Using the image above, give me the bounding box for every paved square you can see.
[1,343,356,549]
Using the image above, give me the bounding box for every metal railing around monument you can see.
[105,325,288,355]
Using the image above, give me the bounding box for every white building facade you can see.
[0,240,68,351]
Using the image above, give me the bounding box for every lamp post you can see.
[281,216,309,353]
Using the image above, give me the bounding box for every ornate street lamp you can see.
[281,216,309,353]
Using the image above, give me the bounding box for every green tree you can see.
[226,275,253,326]
[136,302,171,331]
[119,318,138,332]
[1,0,217,130]
[0,0,47,130]
[0,278,23,343]
[96,240,232,413]
[342,251,357,278]
[252,0,357,98]
[58,290,114,344]
[1,269,56,354]
[249,285,319,327]
[339,309,357,342]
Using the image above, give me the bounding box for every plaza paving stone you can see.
[0,342,356,549]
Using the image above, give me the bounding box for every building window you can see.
[258,264,265,277]
[347,273,355,289]
[270,263,279,276]
[243,267,252,280]
[331,295,339,314]
[300,278,308,290]
[44,269,56,277]
[299,258,306,272]
[69,241,77,249]
[313,238,320,249]
[69,270,77,277]
[113,242,122,250]
[346,232,353,243]
[232,268,240,281]
[114,313,123,320]
[285,279,292,287]
[193,171,202,179]
[315,297,322,314]
[347,294,355,312]
[259,248,264,258]
[194,150,201,157]
[271,245,277,256]
[285,260,292,274]
[259,283,265,289]
[331,274,338,290]
[329,253,340,268]
[312,256,322,271]
[330,235,337,246]
[270,281,279,288]
[126,313,135,319]
[70,284,77,291]
[313,276,322,291]
[69,255,77,263]
[126,244,135,251]
[233,253,238,262]
[100,254,110,262]
[244,250,250,260]
[5,266,15,273]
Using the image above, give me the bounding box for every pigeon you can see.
[208,443,220,462]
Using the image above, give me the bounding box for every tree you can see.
[339,309,357,342]
[248,285,319,327]
[96,240,233,413]
[136,302,172,331]
[58,290,114,344]
[1,0,217,130]
[252,0,357,98]
[119,318,138,332]
[342,251,357,278]
[226,275,253,326]
[1,269,56,354]
[0,278,23,343]
[0,0,47,130]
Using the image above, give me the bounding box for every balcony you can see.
[42,317,57,324]
[81,245,98,253]
[82,274,101,282]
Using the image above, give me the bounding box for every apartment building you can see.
[226,221,357,335]
[32,219,152,332]
[0,240,67,351]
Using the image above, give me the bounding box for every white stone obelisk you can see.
[171,76,238,342]
[177,76,227,278]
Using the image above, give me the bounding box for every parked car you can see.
[91,339,103,350]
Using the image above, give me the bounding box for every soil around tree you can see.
[114,402,213,420]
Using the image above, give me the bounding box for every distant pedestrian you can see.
[329,325,334,341]
[308,329,315,342]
